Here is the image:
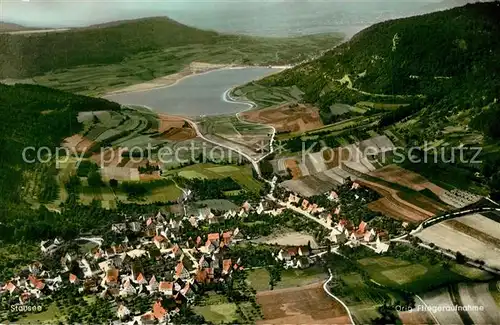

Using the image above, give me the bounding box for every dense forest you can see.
[258,2,500,129]
[0,84,119,241]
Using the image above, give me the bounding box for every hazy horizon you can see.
[1,0,447,36]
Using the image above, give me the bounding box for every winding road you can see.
[323,268,356,325]
[411,206,500,235]
[185,84,281,177]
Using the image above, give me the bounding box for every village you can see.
[0,178,397,324]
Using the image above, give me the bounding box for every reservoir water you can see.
[106,67,280,116]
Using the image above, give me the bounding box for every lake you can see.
[106,67,280,116]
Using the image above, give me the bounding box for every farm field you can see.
[451,264,494,281]
[453,213,500,241]
[329,272,392,324]
[280,167,356,197]
[458,282,500,324]
[421,282,500,325]
[62,134,96,154]
[369,164,445,196]
[246,267,327,292]
[398,310,437,325]
[232,83,303,109]
[420,287,464,325]
[27,32,341,96]
[276,135,396,196]
[71,108,201,173]
[359,178,447,223]
[398,290,437,325]
[358,256,469,293]
[284,159,302,179]
[187,199,238,213]
[79,180,182,207]
[417,216,500,269]
[165,163,263,192]
[277,267,328,289]
[299,116,369,136]
[197,115,273,160]
[368,164,482,208]
[240,103,323,133]
[193,304,238,323]
[256,282,349,325]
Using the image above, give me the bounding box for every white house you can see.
[147,275,158,293]
[364,229,377,242]
[117,304,130,319]
[256,202,264,215]
[329,228,347,244]
[375,236,390,254]
[120,279,136,297]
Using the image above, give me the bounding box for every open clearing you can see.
[193,303,238,324]
[358,256,468,293]
[247,267,327,292]
[240,103,323,133]
[381,264,428,285]
[253,231,318,248]
[179,170,208,179]
[256,282,349,325]
[18,301,60,324]
[358,256,410,268]
[165,163,262,192]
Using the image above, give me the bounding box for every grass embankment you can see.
[165,163,262,193]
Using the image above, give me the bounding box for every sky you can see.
[0,0,444,30]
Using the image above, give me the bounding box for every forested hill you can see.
[260,2,500,108]
[0,84,119,206]
[0,22,27,32]
[0,17,219,78]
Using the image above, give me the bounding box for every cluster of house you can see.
[184,199,284,228]
[285,184,391,254]
[328,220,390,254]
[275,246,311,269]
[1,211,247,325]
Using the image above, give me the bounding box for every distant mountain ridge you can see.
[260,2,499,108]
[0,17,219,79]
[421,0,491,11]
[0,21,27,32]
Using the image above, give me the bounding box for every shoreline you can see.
[111,65,286,120]
[103,62,291,97]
